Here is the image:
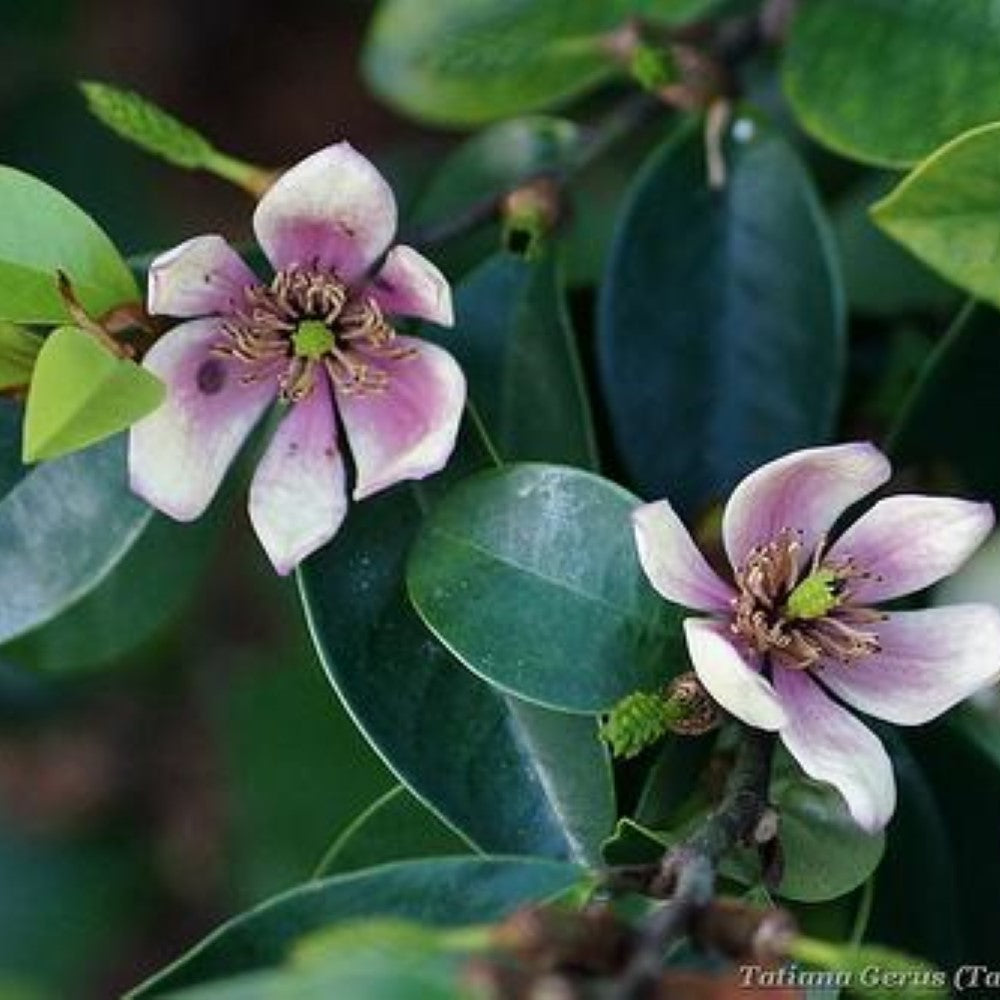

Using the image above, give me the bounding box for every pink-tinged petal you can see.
[775,668,895,832]
[253,142,397,282]
[817,605,1000,725]
[828,495,994,603]
[337,336,465,500]
[683,619,786,730]
[249,373,347,576]
[368,244,454,326]
[147,235,257,318]
[723,443,891,572]
[633,500,735,613]
[128,318,274,520]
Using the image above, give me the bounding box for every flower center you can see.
[214,265,415,402]
[730,529,884,672]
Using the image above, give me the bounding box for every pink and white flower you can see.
[128,143,464,574]
[633,443,1000,831]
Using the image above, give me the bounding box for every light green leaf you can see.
[0,167,138,323]
[362,0,622,126]
[872,124,1000,307]
[0,323,42,390]
[23,326,164,462]
[316,787,472,879]
[407,463,687,713]
[128,856,584,997]
[783,0,1000,167]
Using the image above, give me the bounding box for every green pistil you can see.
[784,568,842,621]
[292,320,335,360]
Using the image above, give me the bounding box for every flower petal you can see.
[249,373,347,575]
[683,619,786,731]
[723,443,891,571]
[128,318,273,520]
[827,495,994,603]
[367,244,454,326]
[337,336,466,500]
[774,668,895,832]
[253,142,397,282]
[816,605,1000,725]
[633,500,735,613]
[147,235,257,318]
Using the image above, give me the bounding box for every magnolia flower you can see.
[129,143,464,574]
[633,443,1000,832]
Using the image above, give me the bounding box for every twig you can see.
[610,728,775,998]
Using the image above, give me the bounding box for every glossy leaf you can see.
[0,436,151,645]
[872,124,1000,307]
[362,0,621,126]
[408,464,686,712]
[22,326,164,462]
[0,166,138,323]
[129,856,584,997]
[316,786,472,878]
[598,116,843,514]
[299,484,617,863]
[783,0,1000,167]
[437,251,597,468]
[0,324,41,391]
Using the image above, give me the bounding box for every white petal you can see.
[337,336,466,500]
[828,495,994,603]
[817,605,1000,725]
[723,443,891,572]
[633,500,735,613]
[147,235,256,318]
[253,142,397,282]
[775,668,896,832]
[683,619,786,731]
[128,318,273,520]
[368,244,454,326]
[249,373,347,575]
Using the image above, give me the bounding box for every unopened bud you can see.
[501,177,561,259]
[663,671,722,736]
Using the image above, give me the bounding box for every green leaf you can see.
[782,0,1000,168]
[298,485,617,863]
[0,436,152,645]
[437,251,597,468]
[872,124,1000,307]
[627,0,728,22]
[407,463,686,712]
[598,115,844,514]
[22,326,163,463]
[316,786,472,879]
[128,856,584,997]
[0,167,138,323]
[80,80,217,170]
[0,324,41,390]
[362,0,622,126]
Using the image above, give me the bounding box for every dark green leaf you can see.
[129,856,584,997]
[872,124,1000,306]
[437,251,597,468]
[22,326,164,462]
[299,485,616,863]
[783,0,1000,167]
[0,436,151,645]
[316,786,472,879]
[0,324,41,390]
[362,0,621,126]
[598,115,843,514]
[408,464,686,712]
[0,167,138,323]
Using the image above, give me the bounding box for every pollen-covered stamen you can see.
[730,528,885,671]
[213,265,415,401]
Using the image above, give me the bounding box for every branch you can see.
[610,727,776,998]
